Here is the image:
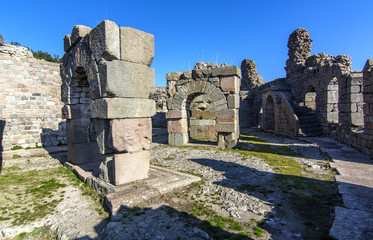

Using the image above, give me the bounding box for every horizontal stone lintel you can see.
[91,98,156,119]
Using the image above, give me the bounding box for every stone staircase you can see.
[293,105,323,137]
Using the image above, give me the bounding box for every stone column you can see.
[62,20,155,186]
[91,25,155,186]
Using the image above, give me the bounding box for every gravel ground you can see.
[1,128,338,239]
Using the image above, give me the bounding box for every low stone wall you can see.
[0,44,66,150]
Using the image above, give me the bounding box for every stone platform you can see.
[301,137,373,240]
[64,162,201,214]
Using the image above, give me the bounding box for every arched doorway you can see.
[188,93,217,143]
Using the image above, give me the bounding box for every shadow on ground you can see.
[190,157,343,239]
[74,204,251,240]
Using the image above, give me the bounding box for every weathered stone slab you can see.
[120,27,154,66]
[108,118,152,153]
[227,94,240,109]
[330,207,373,240]
[168,133,188,146]
[211,66,241,78]
[62,104,91,120]
[216,122,237,132]
[216,109,237,118]
[99,60,154,98]
[91,98,156,119]
[189,119,215,126]
[89,20,120,61]
[166,72,182,81]
[94,119,113,155]
[220,76,240,94]
[71,25,91,45]
[64,34,72,52]
[66,119,90,144]
[68,142,101,165]
[167,119,188,134]
[113,151,150,185]
[166,110,187,119]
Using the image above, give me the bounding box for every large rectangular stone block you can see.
[189,119,215,126]
[166,110,187,119]
[67,119,90,144]
[120,27,155,67]
[168,133,188,146]
[220,76,240,94]
[113,151,150,185]
[89,20,120,61]
[216,109,237,118]
[71,25,91,45]
[216,122,237,132]
[108,118,152,153]
[95,119,113,155]
[68,142,101,165]
[99,60,155,98]
[91,98,156,119]
[168,119,188,134]
[227,94,240,109]
[62,104,91,120]
[64,34,72,52]
[351,93,363,103]
[211,66,241,78]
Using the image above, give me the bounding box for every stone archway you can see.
[166,63,241,148]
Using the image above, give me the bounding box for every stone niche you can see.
[61,20,155,185]
[166,62,241,148]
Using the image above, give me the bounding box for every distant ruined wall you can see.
[252,28,373,157]
[0,44,66,150]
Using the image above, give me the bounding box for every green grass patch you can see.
[11,145,23,150]
[0,167,108,226]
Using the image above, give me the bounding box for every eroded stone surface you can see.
[107,118,152,153]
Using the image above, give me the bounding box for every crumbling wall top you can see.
[241,58,265,91]
[285,28,312,76]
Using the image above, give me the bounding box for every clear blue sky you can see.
[1,0,373,87]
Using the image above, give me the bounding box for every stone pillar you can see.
[62,21,155,185]
[92,25,155,186]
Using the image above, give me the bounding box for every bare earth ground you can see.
[0,128,342,239]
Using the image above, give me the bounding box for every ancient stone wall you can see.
[166,62,241,148]
[252,28,373,157]
[61,21,155,185]
[0,44,66,150]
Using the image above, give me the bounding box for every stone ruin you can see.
[61,20,155,185]
[166,62,241,148]
[241,28,373,158]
